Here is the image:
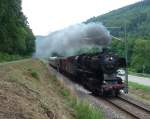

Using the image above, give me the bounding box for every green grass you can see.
[129,81,150,93]
[59,83,104,119]
[74,101,104,119]
[61,88,70,97]
[28,69,39,79]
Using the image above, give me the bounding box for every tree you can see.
[0,0,35,55]
[131,39,150,73]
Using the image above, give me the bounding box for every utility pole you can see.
[106,25,128,93]
[124,23,128,93]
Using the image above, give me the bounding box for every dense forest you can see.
[0,0,35,61]
[85,0,150,73]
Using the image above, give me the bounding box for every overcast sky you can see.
[22,0,141,35]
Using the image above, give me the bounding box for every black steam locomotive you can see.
[49,49,126,96]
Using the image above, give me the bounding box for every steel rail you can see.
[118,95,150,113]
[105,97,150,119]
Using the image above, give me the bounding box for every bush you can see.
[29,69,39,79]
[0,52,24,62]
[61,88,70,97]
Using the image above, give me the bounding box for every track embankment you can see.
[0,59,74,119]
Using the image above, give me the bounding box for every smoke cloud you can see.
[35,23,111,58]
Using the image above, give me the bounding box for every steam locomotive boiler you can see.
[49,49,126,96]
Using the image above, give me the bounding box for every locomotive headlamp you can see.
[103,81,107,84]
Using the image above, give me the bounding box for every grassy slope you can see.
[0,59,104,119]
[0,59,74,119]
[129,81,150,93]
[129,81,150,101]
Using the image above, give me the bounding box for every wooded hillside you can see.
[85,0,150,73]
[86,0,150,39]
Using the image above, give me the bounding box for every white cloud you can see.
[22,0,141,35]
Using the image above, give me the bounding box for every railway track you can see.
[105,95,150,119]
[48,65,150,119]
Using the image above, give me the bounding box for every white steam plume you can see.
[35,23,111,58]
